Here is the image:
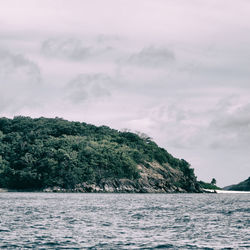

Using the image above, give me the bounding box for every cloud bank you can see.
[0,0,250,186]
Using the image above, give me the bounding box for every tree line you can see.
[0,116,195,190]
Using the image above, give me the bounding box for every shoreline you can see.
[204,188,250,194]
[215,189,250,194]
[0,188,9,193]
[1,187,250,194]
[0,188,199,194]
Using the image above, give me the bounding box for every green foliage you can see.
[198,181,221,190]
[211,178,216,185]
[0,116,195,190]
[225,177,250,191]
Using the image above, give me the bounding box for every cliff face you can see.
[0,116,201,193]
[224,177,250,191]
[44,161,201,193]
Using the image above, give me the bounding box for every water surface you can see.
[0,193,249,249]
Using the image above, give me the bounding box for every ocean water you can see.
[0,193,249,249]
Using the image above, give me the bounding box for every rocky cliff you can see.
[44,161,201,193]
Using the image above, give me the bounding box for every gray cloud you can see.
[208,103,250,149]
[96,34,121,44]
[211,104,250,130]
[0,49,42,113]
[41,38,91,60]
[0,49,41,83]
[158,97,250,151]
[127,47,175,68]
[1,0,250,186]
[41,38,114,61]
[66,74,112,103]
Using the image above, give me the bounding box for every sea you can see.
[0,193,249,249]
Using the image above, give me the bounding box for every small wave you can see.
[153,243,175,248]
[43,241,61,246]
[235,208,250,213]
[0,229,10,232]
[131,213,144,219]
[0,244,21,248]
[88,242,110,249]
[180,244,214,249]
[101,222,112,226]
[0,193,249,249]
[137,243,176,249]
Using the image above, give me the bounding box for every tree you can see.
[0,116,198,190]
[211,178,217,185]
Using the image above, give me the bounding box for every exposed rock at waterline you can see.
[43,161,201,193]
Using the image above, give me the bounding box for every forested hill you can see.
[224,177,250,191]
[0,116,201,192]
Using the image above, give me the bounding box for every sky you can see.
[0,0,250,186]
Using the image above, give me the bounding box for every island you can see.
[223,177,250,191]
[0,116,202,193]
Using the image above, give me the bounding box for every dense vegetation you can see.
[198,181,221,190]
[224,177,250,191]
[0,116,195,190]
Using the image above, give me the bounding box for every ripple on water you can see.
[0,193,249,249]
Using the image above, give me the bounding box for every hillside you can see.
[223,177,250,191]
[198,181,221,190]
[0,116,201,193]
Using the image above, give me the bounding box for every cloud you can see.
[65,74,113,104]
[211,104,250,130]
[0,49,42,113]
[127,46,175,68]
[41,38,91,60]
[208,102,250,149]
[41,38,115,62]
[156,96,250,151]
[0,49,41,83]
[1,0,250,186]
[119,93,250,152]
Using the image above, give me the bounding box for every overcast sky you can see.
[0,0,250,186]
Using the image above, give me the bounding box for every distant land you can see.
[0,116,202,193]
[223,177,250,191]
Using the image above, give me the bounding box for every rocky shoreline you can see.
[43,161,201,193]
[0,180,200,193]
[43,179,190,193]
[0,161,202,193]
[0,188,9,192]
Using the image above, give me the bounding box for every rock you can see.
[42,161,202,193]
[0,188,8,192]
